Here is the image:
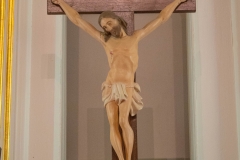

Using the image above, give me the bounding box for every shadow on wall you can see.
[66,18,80,160]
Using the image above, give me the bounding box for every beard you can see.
[110,25,122,38]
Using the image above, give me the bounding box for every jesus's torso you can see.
[102,35,139,85]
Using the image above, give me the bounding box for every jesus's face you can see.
[100,18,122,38]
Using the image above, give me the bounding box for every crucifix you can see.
[48,0,195,159]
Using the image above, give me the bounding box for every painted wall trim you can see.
[53,15,67,160]
[231,0,240,157]
[12,0,33,159]
[186,12,202,160]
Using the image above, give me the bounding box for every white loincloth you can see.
[101,82,143,116]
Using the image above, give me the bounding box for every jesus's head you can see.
[98,11,128,42]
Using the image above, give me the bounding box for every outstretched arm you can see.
[134,0,187,41]
[52,0,104,43]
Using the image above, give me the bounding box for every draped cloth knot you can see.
[101,82,143,116]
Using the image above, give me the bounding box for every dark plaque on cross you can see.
[48,0,195,159]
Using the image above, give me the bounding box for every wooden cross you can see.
[47,0,195,159]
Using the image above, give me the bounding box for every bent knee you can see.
[107,113,119,127]
[109,119,119,128]
[119,117,130,129]
[106,102,119,127]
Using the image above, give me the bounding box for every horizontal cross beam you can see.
[47,0,196,14]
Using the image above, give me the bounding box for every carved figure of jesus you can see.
[52,0,187,159]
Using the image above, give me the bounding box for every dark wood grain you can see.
[47,0,196,14]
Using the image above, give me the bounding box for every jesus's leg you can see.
[106,101,124,160]
[119,88,134,160]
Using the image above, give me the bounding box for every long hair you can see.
[98,11,128,42]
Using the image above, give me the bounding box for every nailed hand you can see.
[52,0,61,5]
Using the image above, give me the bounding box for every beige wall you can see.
[66,13,189,159]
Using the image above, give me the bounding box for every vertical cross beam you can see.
[112,12,138,160]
